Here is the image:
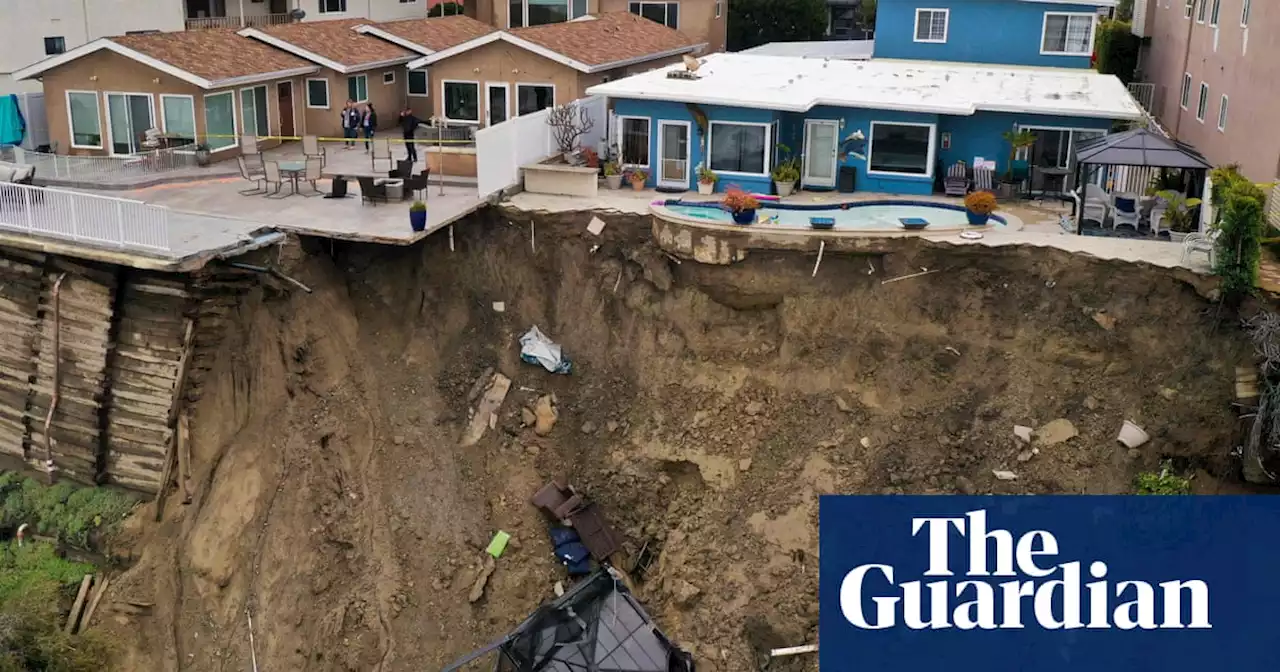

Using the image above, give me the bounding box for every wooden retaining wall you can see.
[0,250,259,495]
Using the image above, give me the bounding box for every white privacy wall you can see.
[475,95,606,200]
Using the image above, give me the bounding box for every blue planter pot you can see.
[965,209,990,226]
[409,209,427,232]
[731,208,756,225]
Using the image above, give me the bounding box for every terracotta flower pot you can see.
[630,178,645,191]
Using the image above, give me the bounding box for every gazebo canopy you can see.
[1075,128,1212,169]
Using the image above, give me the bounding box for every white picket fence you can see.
[475,95,607,199]
[0,182,171,251]
[3,146,200,182]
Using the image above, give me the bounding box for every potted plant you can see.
[603,161,623,190]
[409,200,427,232]
[723,187,761,225]
[1156,190,1203,242]
[697,163,718,195]
[193,143,211,166]
[771,144,801,197]
[963,190,998,226]
[627,168,648,191]
[998,129,1036,199]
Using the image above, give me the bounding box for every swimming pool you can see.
[652,199,1010,233]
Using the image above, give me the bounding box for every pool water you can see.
[660,201,1006,231]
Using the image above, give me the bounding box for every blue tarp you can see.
[0,94,26,147]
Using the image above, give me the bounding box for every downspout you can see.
[240,0,246,27]
[1172,3,1196,139]
[44,272,67,483]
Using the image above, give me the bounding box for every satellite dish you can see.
[682,54,701,72]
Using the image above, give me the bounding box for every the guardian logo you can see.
[840,510,1211,631]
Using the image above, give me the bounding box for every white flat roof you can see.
[740,40,873,60]
[586,53,1143,121]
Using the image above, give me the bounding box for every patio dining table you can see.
[277,160,305,196]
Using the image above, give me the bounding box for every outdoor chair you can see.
[299,157,323,197]
[1149,204,1168,237]
[370,138,393,171]
[357,176,389,205]
[1081,183,1111,225]
[1181,228,1220,266]
[1111,193,1141,231]
[236,156,266,195]
[402,168,429,201]
[301,135,326,167]
[944,161,969,197]
[262,161,289,199]
[973,166,995,193]
[240,135,259,156]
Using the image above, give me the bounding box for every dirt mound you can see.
[96,209,1255,671]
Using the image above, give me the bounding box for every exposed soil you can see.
[97,208,1259,671]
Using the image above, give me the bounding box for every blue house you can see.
[874,0,1113,68]
[585,52,1141,195]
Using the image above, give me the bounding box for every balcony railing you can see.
[2,146,201,182]
[0,182,171,252]
[1127,82,1156,113]
[185,13,294,30]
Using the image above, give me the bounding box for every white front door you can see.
[657,121,690,189]
[802,119,840,188]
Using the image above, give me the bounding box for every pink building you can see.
[1132,0,1279,182]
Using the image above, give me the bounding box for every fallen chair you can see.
[530,478,623,561]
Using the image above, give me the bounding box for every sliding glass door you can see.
[105,93,155,155]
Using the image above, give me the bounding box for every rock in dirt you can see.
[739,458,753,472]
[581,420,597,435]
[606,420,620,433]
[524,444,540,456]
[1159,387,1178,401]
[1035,419,1078,446]
[521,407,536,426]
[992,470,1018,481]
[745,401,764,416]
[1083,396,1099,410]
[533,395,558,436]
[835,396,854,413]
[1127,448,1142,460]
[1013,425,1033,443]
[393,435,405,446]
[670,579,702,607]
[1017,450,1035,463]
[1091,312,1117,331]
[955,475,977,494]
[469,557,497,603]
[859,437,871,448]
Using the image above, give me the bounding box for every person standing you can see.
[399,106,421,164]
[341,100,359,149]
[362,103,378,152]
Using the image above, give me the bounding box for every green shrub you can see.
[1095,20,1141,84]
[0,473,137,550]
[0,552,114,671]
[1135,462,1191,495]
[1210,167,1268,305]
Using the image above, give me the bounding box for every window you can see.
[914,9,948,43]
[510,0,586,27]
[1218,94,1228,131]
[382,71,395,85]
[44,37,65,55]
[715,0,721,18]
[160,94,196,145]
[66,91,101,148]
[346,74,368,103]
[1196,0,1207,22]
[203,91,237,152]
[1041,13,1095,55]
[516,84,554,116]
[240,85,269,137]
[408,70,428,97]
[442,80,479,122]
[708,121,768,175]
[1242,0,1251,26]
[319,0,347,13]
[1209,0,1220,26]
[306,78,329,108]
[1184,0,1194,19]
[1180,72,1191,108]
[619,116,650,166]
[868,121,935,177]
[629,2,679,29]
[1196,82,1208,121]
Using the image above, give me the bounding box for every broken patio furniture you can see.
[944,161,969,197]
[1181,228,1220,265]
[530,478,622,561]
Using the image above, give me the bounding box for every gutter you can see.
[585,43,708,74]
[344,56,416,73]
[211,66,321,89]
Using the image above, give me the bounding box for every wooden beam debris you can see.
[65,574,93,634]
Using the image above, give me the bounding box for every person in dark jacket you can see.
[399,106,422,164]
[340,100,359,149]
[361,103,378,152]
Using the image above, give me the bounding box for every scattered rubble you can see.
[533,395,558,436]
[468,557,497,603]
[992,470,1018,481]
[1035,419,1078,446]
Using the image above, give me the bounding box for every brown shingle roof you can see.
[257,18,416,69]
[510,12,697,67]
[373,15,496,52]
[110,29,314,83]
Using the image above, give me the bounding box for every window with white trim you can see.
[319,0,347,13]
[160,95,196,144]
[619,117,650,167]
[1180,72,1191,108]
[1209,0,1220,26]
[443,80,479,122]
[708,121,768,174]
[1196,0,1207,22]
[67,91,101,148]
[347,74,368,103]
[868,122,934,177]
[44,37,65,55]
[383,71,395,84]
[1217,94,1228,131]
[240,85,269,137]
[1242,0,1251,26]
[1184,0,1194,20]
[629,2,679,29]
[306,78,330,108]
[509,0,588,27]
[715,0,721,18]
[515,84,554,116]
[1041,13,1095,55]
[408,70,428,97]
[1196,82,1208,121]
[914,9,948,43]
[203,91,236,152]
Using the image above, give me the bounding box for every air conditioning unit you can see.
[1131,0,1151,38]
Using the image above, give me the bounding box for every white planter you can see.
[775,181,795,198]
[697,181,715,195]
[605,174,623,190]
[522,162,599,197]
[1117,420,1150,449]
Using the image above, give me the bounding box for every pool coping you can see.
[649,198,1025,237]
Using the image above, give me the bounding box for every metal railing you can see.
[0,182,171,251]
[2,145,201,182]
[1127,83,1157,113]
[185,13,294,30]
[419,125,476,146]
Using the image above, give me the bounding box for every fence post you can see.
[22,187,33,232]
[69,190,78,239]
[116,201,125,246]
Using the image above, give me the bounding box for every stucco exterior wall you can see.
[301,66,408,138]
[599,0,726,53]
[423,40,582,124]
[296,0,432,23]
